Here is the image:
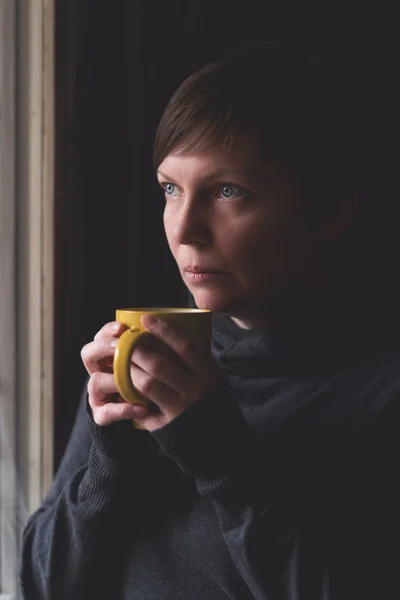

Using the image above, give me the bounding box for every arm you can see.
[20,388,160,600]
[39,382,91,509]
[151,380,400,599]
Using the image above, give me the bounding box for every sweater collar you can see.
[211,298,384,377]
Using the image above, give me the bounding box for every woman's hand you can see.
[81,321,150,426]
[127,315,221,431]
[81,316,220,431]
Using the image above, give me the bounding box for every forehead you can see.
[157,131,273,179]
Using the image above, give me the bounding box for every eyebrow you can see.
[157,168,257,181]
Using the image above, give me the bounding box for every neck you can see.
[229,272,340,331]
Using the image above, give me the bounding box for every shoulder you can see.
[342,345,400,421]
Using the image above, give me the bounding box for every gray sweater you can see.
[20,309,400,599]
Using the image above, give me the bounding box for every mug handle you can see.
[113,327,150,430]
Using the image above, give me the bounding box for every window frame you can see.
[0,0,54,596]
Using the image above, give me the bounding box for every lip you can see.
[184,266,227,273]
[183,267,228,283]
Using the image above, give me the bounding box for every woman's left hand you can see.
[128,314,221,431]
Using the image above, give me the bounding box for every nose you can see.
[173,196,212,246]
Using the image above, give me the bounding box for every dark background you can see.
[54,0,398,469]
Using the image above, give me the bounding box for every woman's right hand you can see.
[81,321,149,426]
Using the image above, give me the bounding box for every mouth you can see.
[183,267,228,282]
[184,266,227,274]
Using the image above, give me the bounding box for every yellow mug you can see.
[113,308,212,407]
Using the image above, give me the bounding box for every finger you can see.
[93,399,149,427]
[141,315,213,376]
[129,362,180,408]
[94,321,125,341]
[87,371,119,401]
[131,343,192,395]
[132,413,170,432]
[88,372,151,426]
[81,337,119,375]
[131,397,188,432]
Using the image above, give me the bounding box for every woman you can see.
[21,42,400,599]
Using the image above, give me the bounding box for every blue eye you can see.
[163,183,180,197]
[164,183,176,196]
[219,184,241,199]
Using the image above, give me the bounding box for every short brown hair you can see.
[153,41,361,202]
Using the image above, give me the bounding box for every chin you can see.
[190,288,248,315]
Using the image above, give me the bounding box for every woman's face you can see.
[157,132,331,329]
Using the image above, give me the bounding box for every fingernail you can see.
[110,339,118,348]
[111,323,120,332]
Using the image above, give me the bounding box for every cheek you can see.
[163,210,176,252]
[228,214,313,275]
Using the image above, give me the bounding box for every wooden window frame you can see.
[0,1,54,596]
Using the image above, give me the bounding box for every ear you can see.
[317,191,359,242]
